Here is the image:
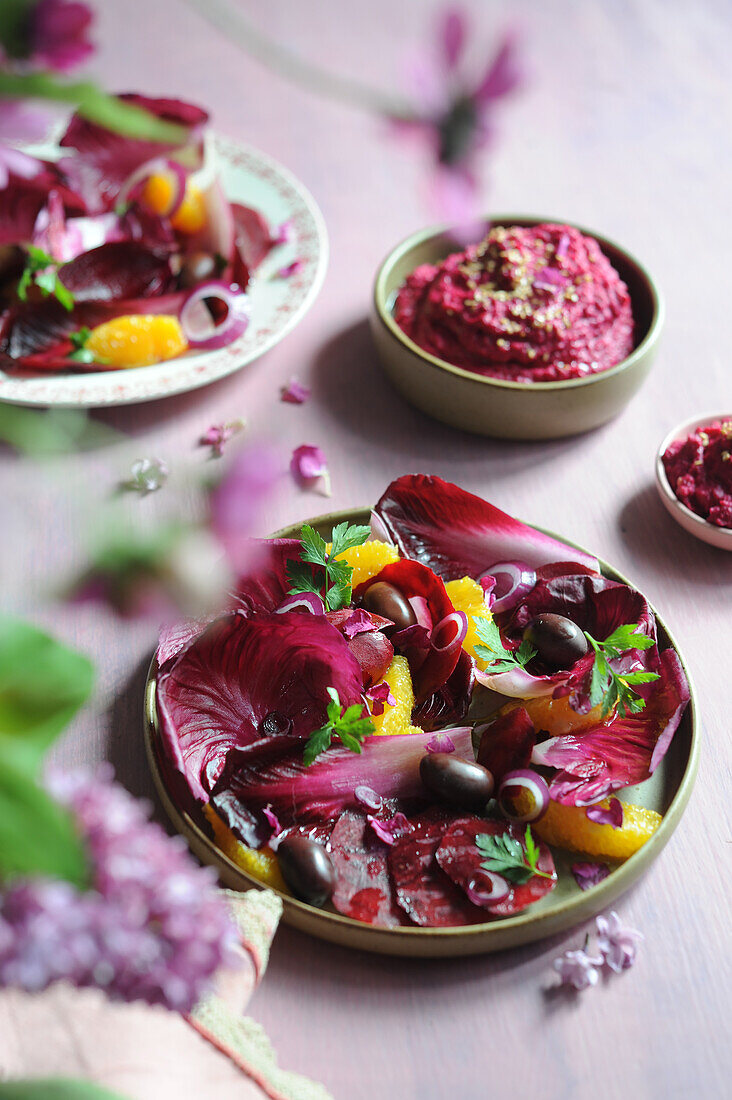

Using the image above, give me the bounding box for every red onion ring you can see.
[119,157,188,217]
[180,280,250,350]
[479,561,536,614]
[497,769,550,824]
[431,611,468,651]
[466,870,510,906]
[275,592,325,615]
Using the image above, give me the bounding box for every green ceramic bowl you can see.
[371,216,664,440]
[144,508,698,958]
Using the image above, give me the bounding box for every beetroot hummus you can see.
[662,420,732,528]
[393,223,635,382]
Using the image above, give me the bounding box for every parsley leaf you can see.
[474,616,537,674]
[584,624,660,719]
[17,245,74,312]
[475,825,553,884]
[287,521,371,612]
[303,687,375,766]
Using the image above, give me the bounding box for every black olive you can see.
[363,581,416,632]
[276,837,335,907]
[419,753,494,811]
[522,613,588,671]
[179,250,218,289]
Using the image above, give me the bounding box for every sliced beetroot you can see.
[329,810,406,927]
[388,812,486,927]
[476,706,536,783]
[58,241,174,301]
[346,629,394,689]
[435,818,556,916]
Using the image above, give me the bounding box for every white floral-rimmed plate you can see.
[0,134,328,408]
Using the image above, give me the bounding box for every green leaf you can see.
[621,670,661,685]
[299,523,328,566]
[0,616,94,773]
[475,828,552,884]
[0,407,118,456]
[303,725,332,766]
[475,616,535,673]
[602,624,655,653]
[285,559,320,596]
[0,756,88,887]
[585,623,660,719]
[0,1079,128,1100]
[70,327,91,351]
[303,688,374,765]
[53,277,75,312]
[0,71,189,144]
[324,558,352,610]
[329,521,371,559]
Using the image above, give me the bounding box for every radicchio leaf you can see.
[531,649,689,805]
[375,475,600,579]
[157,609,364,804]
[58,241,174,301]
[475,706,536,782]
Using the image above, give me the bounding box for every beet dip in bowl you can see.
[655,413,732,552]
[371,216,663,440]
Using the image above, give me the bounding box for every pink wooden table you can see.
[2,1,730,1096]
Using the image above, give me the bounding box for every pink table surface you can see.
[2,1,731,1097]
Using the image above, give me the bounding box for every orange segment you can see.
[203,804,288,891]
[521,694,609,736]
[141,172,176,216]
[444,576,490,663]
[334,539,400,588]
[85,315,188,368]
[370,654,416,736]
[170,183,206,234]
[533,798,662,860]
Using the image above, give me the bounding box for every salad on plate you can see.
[0,94,281,374]
[154,476,690,929]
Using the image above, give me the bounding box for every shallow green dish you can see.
[144,508,698,957]
[370,215,664,440]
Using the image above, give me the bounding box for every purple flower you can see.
[553,945,604,991]
[124,457,168,495]
[367,812,413,846]
[0,767,237,1012]
[277,258,303,278]
[280,377,310,405]
[596,911,643,973]
[290,444,331,496]
[30,0,94,72]
[392,7,524,221]
[365,680,397,716]
[586,798,624,829]
[425,732,456,754]
[199,419,245,458]
[571,862,610,891]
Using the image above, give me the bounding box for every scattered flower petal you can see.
[124,457,168,495]
[272,220,295,246]
[596,911,643,973]
[0,766,237,1011]
[262,804,282,837]
[290,444,331,496]
[367,812,413,846]
[343,609,378,639]
[586,798,624,829]
[280,377,310,405]
[365,681,397,716]
[277,259,303,278]
[553,946,603,991]
[199,419,245,458]
[571,862,610,891]
[425,732,456,753]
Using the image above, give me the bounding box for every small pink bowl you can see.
[655,413,732,552]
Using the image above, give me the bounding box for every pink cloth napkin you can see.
[0,889,331,1100]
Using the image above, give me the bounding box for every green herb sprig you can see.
[474,615,536,674]
[584,624,659,719]
[17,245,74,312]
[303,687,375,766]
[475,825,552,884]
[286,520,371,612]
[68,326,96,363]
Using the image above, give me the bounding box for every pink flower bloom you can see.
[280,377,310,405]
[277,258,303,278]
[571,862,610,891]
[0,767,237,1011]
[596,911,643,973]
[199,419,244,457]
[30,0,94,72]
[586,798,624,829]
[290,444,331,496]
[553,945,604,991]
[365,680,397,716]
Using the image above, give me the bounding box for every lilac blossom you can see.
[0,767,237,1012]
[571,862,610,891]
[199,419,245,458]
[280,377,310,405]
[596,911,643,973]
[553,944,604,991]
[124,457,168,495]
[30,0,94,72]
[290,443,331,496]
[586,798,624,829]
